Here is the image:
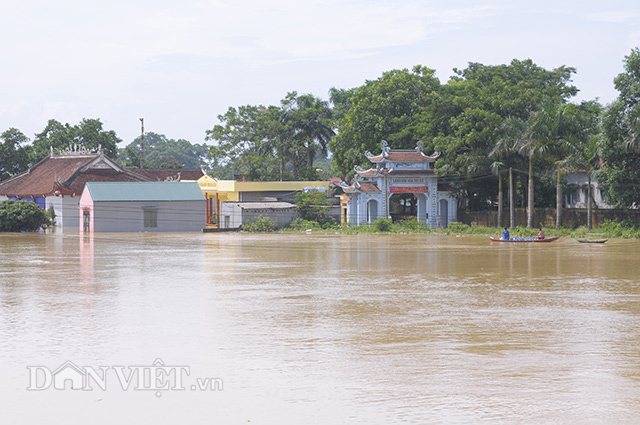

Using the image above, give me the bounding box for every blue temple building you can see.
[340,141,457,227]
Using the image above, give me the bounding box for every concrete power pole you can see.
[139,118,144,169]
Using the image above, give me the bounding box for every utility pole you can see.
[509,167,515,228]
[139,118,145,169]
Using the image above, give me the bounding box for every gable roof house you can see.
[79,182,205,232]
[0,145,204,228]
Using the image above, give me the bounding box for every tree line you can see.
[0,119,210,180]
[2,49,640,221]
[206,49,640,220]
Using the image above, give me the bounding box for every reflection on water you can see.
[1,232,640,424]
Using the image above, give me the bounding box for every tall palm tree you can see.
[493,104,565,228]
[491,117,528,227]
[517,106,560,227]
[556,102,601,229]
[490,161,506,227]
[285,93,335,172]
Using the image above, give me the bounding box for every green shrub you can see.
[446,222,470,233]
[0,200,50,232]
[46,205,57,226]
[373,217,393,232]
[397,218,430,232]
[599,219,640,238]
[242,215,276,232]
[288,217,322,230]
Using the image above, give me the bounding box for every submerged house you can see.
[0,145,204,228]
[340,141,457,227]
[79,181,205,232]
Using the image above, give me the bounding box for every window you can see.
[143,208,158,228]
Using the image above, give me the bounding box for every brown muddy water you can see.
[1,232,639,424]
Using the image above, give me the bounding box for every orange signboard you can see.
[390,186,428,193]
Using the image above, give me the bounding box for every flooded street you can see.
[1,232,640,424]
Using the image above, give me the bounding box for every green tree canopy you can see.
[329,65,441,177]
[0,128,33,181]
[31,118,120,161]
[118,132,210,170]
[599,48,640,207]
[206,92,335,181]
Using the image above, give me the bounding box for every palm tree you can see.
[284,93,335,174]
[490,161,506,227]
[517,105,563,227]
[556,102,601,229]
[492,104,566,228]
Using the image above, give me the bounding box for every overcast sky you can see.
[1,0,639,147]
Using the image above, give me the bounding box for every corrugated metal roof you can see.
[86,181,204,202]
[229,202,295,210]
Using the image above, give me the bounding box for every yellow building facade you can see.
[197,175,330,228]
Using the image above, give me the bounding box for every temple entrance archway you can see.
[389,193,417,222]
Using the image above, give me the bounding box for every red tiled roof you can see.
[357,182,381,193]
[356,168,383,177]
[61,168,146,194]
[0,155,98,197]
[130,169,205,181]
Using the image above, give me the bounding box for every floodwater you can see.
[1,231,640,424]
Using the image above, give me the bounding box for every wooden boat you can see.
[576,238,608,244]
[489,236,560,243]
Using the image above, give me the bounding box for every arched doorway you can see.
[366,199,378,223]
[389,193,417,222]
[439,199,449,228]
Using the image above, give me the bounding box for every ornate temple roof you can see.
[340,181,381,193]
[365,140,440,163]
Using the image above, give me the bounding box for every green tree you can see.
[430,59,578,211]
[32,118,120,161]
[207,93,334,181]
[0,200,50,232]
[282,92,335,179]
[206,105,283,180]
[555,101,601,228]
[329,65,441,177]
[295,191,335,225]
[599,48,640,207]
[498,104,570,227]
[0,128,33,181]
[119,132,210,170]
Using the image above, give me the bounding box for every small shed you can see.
[219,202,296,229]
[79,182,205,232]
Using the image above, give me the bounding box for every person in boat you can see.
[501,227,510,240]
[537,227,545,240]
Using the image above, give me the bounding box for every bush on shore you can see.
[0,200,50,232]
[242,215,277,232]
[277,216,640,239]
